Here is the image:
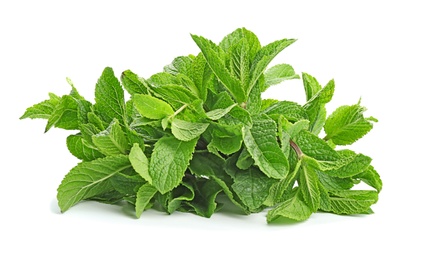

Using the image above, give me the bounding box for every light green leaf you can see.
[149,136,197,194]
[249,38,296,95]
[164,56,193,76]
[356,165,382,192]
[299,157,321,212]
[92,118,130,156]
[135,183,158,218]
[207,123,243,155]
[219,27,261,60]
[57,154,131,212]
[205,104,236,120]
[191,34,246,103]
[94,67,126,124]
[120,70,148,95]
[324,103,377,145]
[230,38,250,88]
[151,84,199,110]
[66,134,104,161]
[295,130,340,162]
[302,72,322,101]
[324,150,372,178]
[266,189,312,222]
[243,115,289,179]
[20,93,60,120]
[328,190,378,215]
[45,95,80,132]
[133,94,174,120]
[263,64,300,90]
[171,119,209,141]
[129,143,152,183]
[303,77,335,134]
[264,100,308,122]
[191,53,211,101]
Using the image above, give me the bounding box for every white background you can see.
[1,0,429,259]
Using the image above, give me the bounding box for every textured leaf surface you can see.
[133,94,174,120]
[299,157,321,212]
[295,130,340,162]
[328,190,378,214]
[324,103,376,145]
[129,144,151,183]
[171,119,209,141]
[20,93,60,120]
[264,64,300,90]
[94,67,126,124]
[121,70,148,95]
[57,155,131,212]
[66,134,104,161]
[149,136,197,194]
[135,183,158,218]
[267,190,312,222]
[264,101,308,122]
[92,119,130,156]
[243,115,289,179]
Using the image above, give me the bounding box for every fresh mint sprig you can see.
[20,28,381,223]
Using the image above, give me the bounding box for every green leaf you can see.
[66,134,104,161]
[303,77,335,134]
[171,119,209,141]
[324,150,372,178]
[356,165,382,192]
[207,123,243,155]
[231,167,276,211]
[302,72,322,101]
[191,53,211,101]
[147,72,179,87]
[129,143,152,183]
[57,154,131,212]
[164,56,193,76]
[317,171,355,191]
[133,94,174,120]
[120,70,148,95]
[219,27,261,60]
[243,115,289,179]
[191,34,246,103]
[110,173,145,195]
[324,102,376,145]
[45,95,80,132]
[20,93,60,120]
[236,147,254,170]
[263,64,300,90]
[151,84,199,110]
[149,136,197,194]
[295,130,340,162]
[167,181,195,214]
[328,190,378,215]
[249,38,296,95]
[267,189,312,222]
[135,183,158,218]
[229,38,250,88]
[92,118,130,156]
[186,179,223,218]
[205,104,236,120]
[264,101,308,122]
[189,152,248,213]
[94,67,126,124]
[299,157,321,212]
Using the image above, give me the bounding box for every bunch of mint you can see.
[20,28,381,223]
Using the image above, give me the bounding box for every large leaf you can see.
[57,155,132,212]
[243,114,289,179]
[149,136,197,194]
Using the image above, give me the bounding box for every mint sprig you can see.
[20,28,382,223]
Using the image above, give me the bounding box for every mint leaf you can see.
[121,70,148,95]
[205,104,236,120]
[243,115,289,179]
[149,136,197,194]
[164,56,193,76]
[171,119,209,141]
[191,34,246,103]
[190,53,211,101]
[328,190,378,215]
[94,67,126,124]
[324,150,372,178]
[167,181,195,213]
[295,130,340,162]
[133,94,174,120]
[66,134,104,161]
[263,64,300,90]
[302,72,321,101]
[303,77,335,134]
[249,38,296,95]
[135,183,158,218]
[57,154,131,212]
[92,118,130,156]
[356,165,382,192]
[264,100,308,122]
[20,93,60,120]
[324,102,377,145]
[299,157,321,212]
[45,95,80,132]
[266,189,312,222]
[207,123,243,155]
[129,143,151,183]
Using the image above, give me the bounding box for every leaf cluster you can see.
[20,28,381,223]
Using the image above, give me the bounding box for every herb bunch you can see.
[21,28,382,223]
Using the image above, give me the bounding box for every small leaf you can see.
[205,104,236,120]
[92,118,130,156]
[133,94,174,120]
[20,93,61,120]
[264,100,308,122]
[171,119,209,141]
[263,64,300,90]
[121,70,148,95]
[135,183,158,218]
[266,189,312,222]
[129,143,152,183]
[66,134,104,161]
[324,102,376,145]
[299,157,321,212]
